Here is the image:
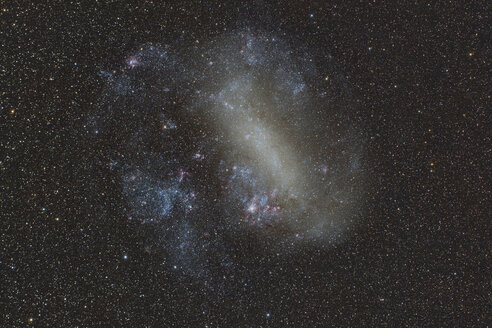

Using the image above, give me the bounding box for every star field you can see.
[1,1,489,327]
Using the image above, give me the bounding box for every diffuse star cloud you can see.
[195,32,364,242]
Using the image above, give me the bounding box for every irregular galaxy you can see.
[90,30,365,285]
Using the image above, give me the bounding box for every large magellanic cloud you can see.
[89,29,365,282]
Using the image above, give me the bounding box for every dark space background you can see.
[1,1,490,327]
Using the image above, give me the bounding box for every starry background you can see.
[1,1,490,327]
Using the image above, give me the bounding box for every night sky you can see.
[2,1,490,327]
